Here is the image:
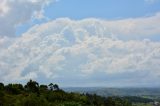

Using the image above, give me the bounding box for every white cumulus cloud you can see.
[0,0,53,37]
[0,15,160,86]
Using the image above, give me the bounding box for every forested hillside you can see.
[0,80,132,106]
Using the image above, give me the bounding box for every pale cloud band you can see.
[0,13,160,86]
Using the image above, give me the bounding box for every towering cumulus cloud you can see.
[0,13,160,87]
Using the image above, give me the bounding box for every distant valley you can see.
[63,87,160,97]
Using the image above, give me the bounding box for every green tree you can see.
[5,84,23,94]
[40,84,48,92]
[48,83,54,91]
[0,82,4,90]
[25,79,39,93]
[15,94,49,106]
[53,84,59,90]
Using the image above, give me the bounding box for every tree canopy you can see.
[0,80,134,106]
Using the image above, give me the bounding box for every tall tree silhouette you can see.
[25,79,39,93]
[48,83,59,91]
[53,84,59,90]
[48,83,54,91]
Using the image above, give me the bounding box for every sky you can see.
[0,0,160,87]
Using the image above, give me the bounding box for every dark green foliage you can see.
[0,91,4,105]
[48,83,54,91]
[40,84,48,92]
[0,80,133,106]
[5,83,23,94]
[105,97,132,106]
[15,94,49,106]
[48,83,59,91]
[53,84,59,90]
[24,79,39,93]
[0,83,4,90]
[122,96,154,103]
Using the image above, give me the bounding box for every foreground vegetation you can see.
[0,80,133,106]
[0,80,157,106]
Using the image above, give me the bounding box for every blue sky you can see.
[16,0,160,35]
[44,0,160,19]
[0,0,160,87]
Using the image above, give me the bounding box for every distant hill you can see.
[63,87,160,97]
